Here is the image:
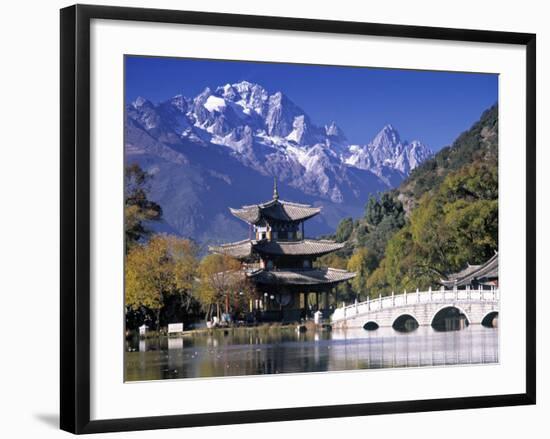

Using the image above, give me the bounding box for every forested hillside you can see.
[398,104,498,210]
[318,104,498,299]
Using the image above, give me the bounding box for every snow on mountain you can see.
[127,81,432,194]
[204,95,227,113]
[325,121,347,144]
[216,81,269,116]
[343,124,433,181]
[125,80,433,242]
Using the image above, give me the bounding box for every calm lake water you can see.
[125,325,498,381]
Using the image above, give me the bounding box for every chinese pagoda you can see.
[210,180,356,322]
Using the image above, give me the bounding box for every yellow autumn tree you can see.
[197,254,249,321]
[347,247,378,300]
[125,235,198,330]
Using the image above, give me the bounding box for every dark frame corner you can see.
[60,4,536,434]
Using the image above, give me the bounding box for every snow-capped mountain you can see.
[125,80,432,244]
[343,124,433,186]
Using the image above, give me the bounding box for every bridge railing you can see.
[331,286,499,322]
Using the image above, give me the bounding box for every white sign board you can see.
[138,324,148,335]
[168,323,184,333]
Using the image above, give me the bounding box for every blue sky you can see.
[125,56,498,151]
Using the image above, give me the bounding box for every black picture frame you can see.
[60,4,536,434]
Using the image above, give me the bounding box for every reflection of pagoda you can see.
[210,180,355,322]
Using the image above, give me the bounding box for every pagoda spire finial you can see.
[273,176,279,200]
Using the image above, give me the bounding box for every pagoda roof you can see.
[247,268,356,286]
[441,252,498,287]
[208,239,254,259]
[229,198,321,225]
[254,239,344,256]
[209,239,344,259]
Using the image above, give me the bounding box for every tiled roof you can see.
[210,239,344,259]
[230,198,321,224]
[254,239,344,256]
[248,268,356,286]
[209,239,253,259]
[441,253,498,287]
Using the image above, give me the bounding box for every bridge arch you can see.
[431,305,470,331]
[363,321,379,331]
[481,311,499,328]
[392,314,419,332]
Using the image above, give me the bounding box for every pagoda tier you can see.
[248,268,356,288]
[229,199,321,225]
[210,239,345,260]
[211,267,355,289]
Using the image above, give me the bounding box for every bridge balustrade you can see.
[332,286,499,323]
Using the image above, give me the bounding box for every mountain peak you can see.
[233,80,258,90]
[325,121,346,140]
[216,81,267,97]
[371,124,401,150]
[214,81,269,117]
[132,96,151,109]
[169,94,188,113]
[127,82,434,213]
[196,87,212,99]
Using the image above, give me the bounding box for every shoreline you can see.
[128,321,332,339]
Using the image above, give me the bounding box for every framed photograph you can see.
[60,4,536,434]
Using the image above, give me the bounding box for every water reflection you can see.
[125,326,498,381]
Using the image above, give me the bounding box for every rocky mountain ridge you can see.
[125,80,433,245]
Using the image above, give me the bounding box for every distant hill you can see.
[397,104,498,211]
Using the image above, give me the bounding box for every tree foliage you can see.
[315,252,349,270]
[196,254,255,321]
[125,235,198,329]
[373,160,498,294]
[335,217,353,243]
[125,163,162,252]
[402,104,498,201]
[347,248,378,300]
[365,193,405,228]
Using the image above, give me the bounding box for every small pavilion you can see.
[440,252,498,290]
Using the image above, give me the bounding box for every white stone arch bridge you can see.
[331,286,499,330]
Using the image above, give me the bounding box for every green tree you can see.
[383,226,438,292]
[347,248,377,300]
[125,163,162,252]
[365,193,405,227]
[371,159,498,294]
[315,252,349,270]
[335,217,354,242]
[365,195,383,225]
[366,259,391,295]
